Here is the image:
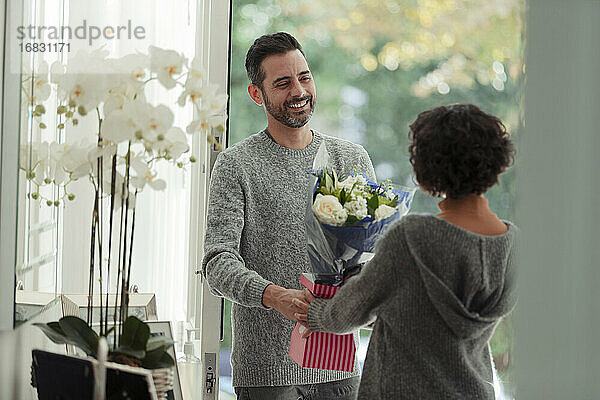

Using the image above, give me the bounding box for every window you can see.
[223,1,524,398]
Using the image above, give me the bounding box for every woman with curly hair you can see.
[293,104,518,399]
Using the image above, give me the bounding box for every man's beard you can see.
[262,90,315,129]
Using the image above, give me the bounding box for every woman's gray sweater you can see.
[307,214,518,399]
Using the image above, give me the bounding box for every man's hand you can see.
[262,285,314,321]
[292,290,314,338]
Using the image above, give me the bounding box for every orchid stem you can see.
[107,154,116,339]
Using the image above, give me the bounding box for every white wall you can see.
[0,331,19,400]
[516,0,600,398]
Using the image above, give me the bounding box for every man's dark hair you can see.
[408,104,515,199]
[245,32,305,89]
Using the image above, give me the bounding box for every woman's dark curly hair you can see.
[408,104,515,198]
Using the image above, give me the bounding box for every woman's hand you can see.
[293,289,315,338]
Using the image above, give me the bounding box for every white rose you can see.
[374,204,397,221]
[344,197,368,220]
[312,193,348,226]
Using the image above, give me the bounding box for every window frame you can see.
[0,0,23,331]
[188,0,232,398]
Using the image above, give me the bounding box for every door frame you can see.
[187,0,232,398]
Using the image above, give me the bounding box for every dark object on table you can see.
[32,349,157,400]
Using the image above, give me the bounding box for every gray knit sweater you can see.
[307,214,518,399]
[202,130,375,387]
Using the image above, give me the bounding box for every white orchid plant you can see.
[20,46,227,207]
[24,46,228,361]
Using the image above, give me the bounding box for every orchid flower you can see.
[129,101,174,142]
[129,156,166,191]
[22,61,51,107]
[149,46,186,89]
[22,45,227,206]
[51,49,111,110]
[153,127,190,159]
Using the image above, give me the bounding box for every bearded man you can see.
[202,32,375,400]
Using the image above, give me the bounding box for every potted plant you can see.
[21,46,227,397]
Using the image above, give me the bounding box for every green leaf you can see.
[34,322,68,345]
[146,336,174,352]
[143,336,176,368]
[142,346,166,368]
[120,316,150,352]
[339,189,347,205]
[112,346,146,360]
[58,316,99,357]
[367,194,379,217]
[378,193,398,208]
[143,350,175,369]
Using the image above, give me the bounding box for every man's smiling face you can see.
[257,49,316,129]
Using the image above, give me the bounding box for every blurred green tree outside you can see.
[223,0,523,395]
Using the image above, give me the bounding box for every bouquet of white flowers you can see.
[305,142,416,285]
[289,143,416,372]
[312,170,406,227]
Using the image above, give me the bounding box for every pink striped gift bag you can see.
[288,273,356,372]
